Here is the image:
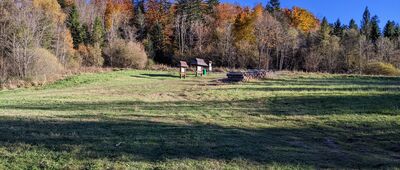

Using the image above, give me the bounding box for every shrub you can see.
[104,39,148,69]
[148,64,176,71]
[146,59,155,69]
[78,44,104,67]
[363,62,400,76]
[213,67,228,73]
[65,49,82,69]
[28,48,63,80]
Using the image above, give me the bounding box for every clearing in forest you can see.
[0,70,399,169]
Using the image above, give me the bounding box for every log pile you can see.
[226,70,273,82]
[226,72,245,82]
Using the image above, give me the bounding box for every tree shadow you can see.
[247,76,400,87]
[141,74,180,78]
[2,93,400,116]
[130,73,180,79]
[0,117,398,168]
[227,86,400,92]
[1,75,400,167]
[268,94,400,115]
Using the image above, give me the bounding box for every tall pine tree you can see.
[92,17,105,46]
[395,24,400,38]
[360,7,371,40]
[332,19,344,37]
[266,0,280,13]
[82,23,90,45]
[135,7,146,41]
[150,22,167,63]
[134,0,145,12]
[369,15,380,42]
[349,19,358,30]
[67,5,86,48]
[177,0,203,22]
[206,0,219,15]
[319,17,331,41]
[383,20,396,40]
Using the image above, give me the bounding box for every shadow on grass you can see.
[130,74,180,79]
[248,76,400,87]
[1,94,400,168]
[141,74,180,78]
[2,93,400,116]
[1,75,400,168]
[0,117,399,168]
[229,86,400,92]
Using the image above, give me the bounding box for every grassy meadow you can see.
[0,70,399,169]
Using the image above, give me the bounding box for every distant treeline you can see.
[1,0,400,82]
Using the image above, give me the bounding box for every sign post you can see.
[179,61,188,79]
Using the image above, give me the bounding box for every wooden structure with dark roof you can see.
[179,61,188,79]
[179,61,188,68]
[190,58,208,77]
[190,58,208,67]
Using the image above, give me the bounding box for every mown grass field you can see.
[0,70,399,169]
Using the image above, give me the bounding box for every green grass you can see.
[0,70,399,169]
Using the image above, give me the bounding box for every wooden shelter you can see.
[178,61,188,79]
[190,58,208,77]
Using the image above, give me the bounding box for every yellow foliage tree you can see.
[253,3,263,19]
[104,0,134,31]
[284,7,319,33]
[64,29,75,53]
[233,7,256,44]
[33,0,66,22]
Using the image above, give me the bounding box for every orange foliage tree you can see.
[216,3,241,25]
[145,0,169,26]
[104,0,134,31]
[145,0,174,58]
[252,3,263,19]
[284,7,319,33]
[233,7,256,44]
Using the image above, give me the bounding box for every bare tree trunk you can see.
[291,47,296,71]
[359,39,363,75]
[265,48,270,70]
[275,47,279,69]
[258,46,264,70]
[279,49,285,70]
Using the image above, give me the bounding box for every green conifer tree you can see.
[383,20,396,40]
[177,0,203,22]
[67,5,86,48]
[370,15,381,42]
[361,7,371,39]
[207,0,219,14]
[150,23,167,63]
[349,19,358,30]
[332,19,344,37]
[395,24,400,38]
[135,7,146,41]
[266,0,280,13]
[92,17,105,46]
[319,17,331,40]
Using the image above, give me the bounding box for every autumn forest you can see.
[1,0,400,82]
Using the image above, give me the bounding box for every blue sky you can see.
[220,0,400,28]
